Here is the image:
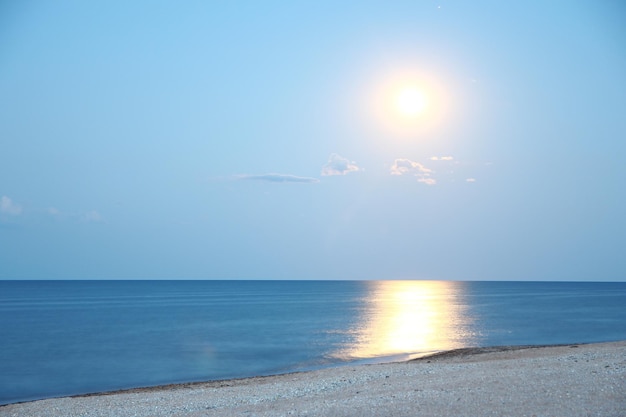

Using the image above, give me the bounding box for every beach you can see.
[2,341,624,417]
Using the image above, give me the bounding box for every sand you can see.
[1,341,625,417]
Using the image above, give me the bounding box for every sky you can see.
[1,1,625,280]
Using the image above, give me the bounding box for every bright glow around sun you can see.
[365,69,450,139]
[395,87,428,116]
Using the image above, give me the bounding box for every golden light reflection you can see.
[335,281,474,360]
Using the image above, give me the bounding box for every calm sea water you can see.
[1,280,625,405]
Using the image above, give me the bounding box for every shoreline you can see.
[2,340,625,416]
[2,343,582,404]
[68,343,581,398]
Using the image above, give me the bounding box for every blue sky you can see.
[1,1,624,280]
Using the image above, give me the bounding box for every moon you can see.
[395,87,428,117]
[365,70,448,139]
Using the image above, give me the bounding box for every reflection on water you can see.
[336,281,475,360]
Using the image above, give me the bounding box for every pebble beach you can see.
[2,341,625,417]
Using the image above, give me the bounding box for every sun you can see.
[395,87,428,117]
[364,69,449,139]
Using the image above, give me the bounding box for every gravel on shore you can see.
[2,341,625,417]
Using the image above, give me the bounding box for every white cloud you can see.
[0,198,106,223]
[321,153,361,176]
[390,159,431,176]
[466,178,477,182]
[390,159,436,185]
[418,178,437,185]
[238,173,320,183]
[1,196,22,215]
[430,156,454,161]
[82,210,103,223]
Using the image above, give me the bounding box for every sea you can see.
[1,280,626,405]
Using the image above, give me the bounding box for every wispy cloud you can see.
[237,173,320,183]
[81,210,103,223]
[390,159,436,185]
[418,178,437,185]
[1,196,105,225]
[321,153,361,176]
[430,156,454,161]
[466,178,477,182]
[1,196,22,215]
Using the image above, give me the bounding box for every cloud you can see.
[390,158,436,185]
[321,153,361,176]
[418,178,437,185]
[237,173,320,183]
[0,197,106,224]
[390,159,432,176]
[430,156,454,161]
[81,210,103,223]
[466,178,476,182]
[1,196,22,215]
